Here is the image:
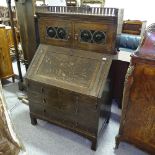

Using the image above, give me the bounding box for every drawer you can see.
[29,103,45,117]
[28,91,43,104]
[78,95,98,111]
[75,119,97,135]
[45,87,77,112]
[45,106,76,127]
[27,80,44,94]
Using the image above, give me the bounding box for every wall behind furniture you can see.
[0,0,15,6]
[105,0,154,25]
[0,0,66,6]
[45,0,66,6]
[1,0,153,25]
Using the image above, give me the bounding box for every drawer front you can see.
[27,80,98,115]
[46,107,76,127]
[29,102,97,135]
[27,80,44,94]
[29,102,77,129]
[45,86,77,113]
[76,121,97,135]
[28,91,43,104]
[76,104,98,134]
[27,81,77,113]
[29,103,45,117]
[28,80,99,134]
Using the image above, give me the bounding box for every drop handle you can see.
[43,98,46,104]
[41,87,44,93]
[74,34,78,40]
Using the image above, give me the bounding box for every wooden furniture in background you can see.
[0,6,17,26]
[0,24,14,81]
[116,24,155,154]
[15,0,37,67]
[81,0,105,6]
[26,6,118,150]
[122,20,147,37]
[109,60,129,108]
[5,26,19,48]
[66,0,77,6]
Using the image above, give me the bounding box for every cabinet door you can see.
[39,18,73,48]
[0,27,14,79]
[74,22,117,54]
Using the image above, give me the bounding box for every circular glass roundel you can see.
[46,27,56,38]
[81,30,92,42]
[57,28,67,39]
[93,31,106,44]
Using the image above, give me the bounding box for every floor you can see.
[2,77,148,155]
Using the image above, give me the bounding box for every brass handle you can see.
[67,33,71,40]
[74,34,78,40]
[43,98,46,104]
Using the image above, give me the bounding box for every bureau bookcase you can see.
[26,6,118,150]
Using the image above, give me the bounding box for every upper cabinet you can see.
[37,6,118,54]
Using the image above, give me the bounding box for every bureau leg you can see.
[91,139,97,151]
[115,135,120,149]
[30,114,37,125]
[12,76,15,83]
[106,116,110,124]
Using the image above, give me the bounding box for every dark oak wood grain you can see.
[26,8,118,150]
[26,44,113,150]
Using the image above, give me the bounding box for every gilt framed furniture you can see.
[26,6,118,150]
[0,24,14,82]
[122,20,146,37]
[116,24,155,154]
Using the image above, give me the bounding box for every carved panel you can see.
[39,19,72,48]
[74,22,116,53]
[80,29,106,44]
[37,50,101,88]
[46,26,68,40]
